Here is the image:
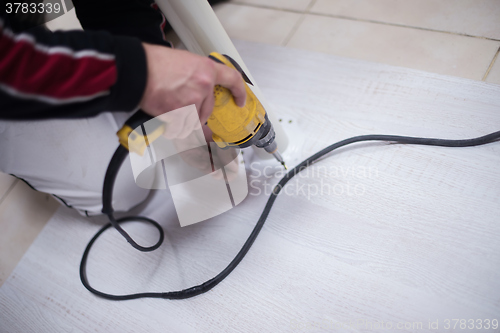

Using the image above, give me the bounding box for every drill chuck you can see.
[254,116,276,152]
[248,115,287,168]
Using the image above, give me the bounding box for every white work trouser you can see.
[0,111,150,216]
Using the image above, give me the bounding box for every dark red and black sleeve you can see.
[0,2,149,120]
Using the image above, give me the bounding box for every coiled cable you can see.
[80,130,500,300]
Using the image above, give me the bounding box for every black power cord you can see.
[80,130,500,300]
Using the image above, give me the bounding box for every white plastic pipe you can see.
[154,0,289,159]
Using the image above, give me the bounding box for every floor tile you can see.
[0,173,16,204]
[0,181,60,286]
[311,0,500,40]
[286,15,500,80]
[232,0,313,12]
[485,52,500,85]
[214,3,303,45]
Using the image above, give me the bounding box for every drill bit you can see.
[272,150,287,170]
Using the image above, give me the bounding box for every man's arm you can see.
[0,11,147,119]
[0,2,246,122]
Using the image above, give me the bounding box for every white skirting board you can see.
[1,40,499,333]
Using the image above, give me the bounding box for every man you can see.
[0,0,246,215]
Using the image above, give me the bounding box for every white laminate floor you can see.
[1,40,499,332]
[2,0,500,290]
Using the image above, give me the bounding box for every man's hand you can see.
[140,43,247,124]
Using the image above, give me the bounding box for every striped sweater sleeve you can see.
[0,14,147,119]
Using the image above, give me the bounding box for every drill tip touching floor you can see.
[272,150,287,170]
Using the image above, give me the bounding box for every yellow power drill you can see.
[207,52,287,169]
[117,52,286,169]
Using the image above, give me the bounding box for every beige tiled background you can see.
[1,0,499,286]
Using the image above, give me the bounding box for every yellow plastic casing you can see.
[207,52,266,149]
[117,123,165,156]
